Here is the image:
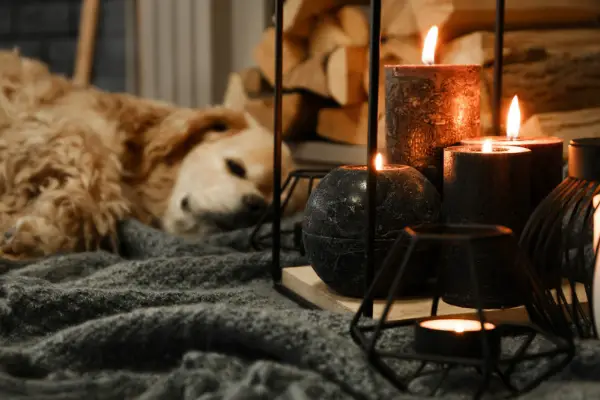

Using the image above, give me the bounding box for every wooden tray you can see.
[282,266,588,323]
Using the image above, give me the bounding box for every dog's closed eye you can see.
[225,159,247,179]
[210,122,228,132]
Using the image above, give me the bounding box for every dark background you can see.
[0,0,126,92]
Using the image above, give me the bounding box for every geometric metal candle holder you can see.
[350,224,575,399]
[520,138,600,338]
[249,168,329,253]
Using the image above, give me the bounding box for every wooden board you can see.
[521,107,600,159]
[408,0,600,41]
[441,29,600,67]
[484,44,600,123]
[282,266,588,323]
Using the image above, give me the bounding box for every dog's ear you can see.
[142,106,249,170]
[188,106,249,142]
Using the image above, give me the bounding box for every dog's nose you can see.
[242,194,267,214]
[180,194,191,212]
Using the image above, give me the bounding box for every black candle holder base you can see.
[352,321,572,399]
[349,224,574,399]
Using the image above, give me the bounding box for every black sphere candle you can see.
[303,155,441,298]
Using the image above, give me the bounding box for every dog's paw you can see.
[1,216,64,259]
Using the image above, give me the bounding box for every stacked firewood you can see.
[223,0,600,153]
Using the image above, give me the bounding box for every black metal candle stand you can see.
[249,168,329,253]
[266,0,513,316]
[349,224,575,399]
[261,0,578,395]
[519,138,600,339]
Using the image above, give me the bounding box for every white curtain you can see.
[129,0,269,107]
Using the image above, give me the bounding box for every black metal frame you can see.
[349,224,575,399]
[261,0,578,396]
[267,0,509,317]
[249,169,329,254]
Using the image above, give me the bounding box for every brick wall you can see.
[0,0,126,92]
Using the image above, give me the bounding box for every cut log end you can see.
[253,27,307,86]
[327,46,368,106]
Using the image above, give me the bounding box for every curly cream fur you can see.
[0,50,289,259]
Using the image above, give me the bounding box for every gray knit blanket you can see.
[0,218,598,399]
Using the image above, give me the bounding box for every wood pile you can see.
[223,0,600,148]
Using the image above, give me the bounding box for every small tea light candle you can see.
[462,96,563,213]
[415,318,500,359]
[385,26,481,195]
[443,142,532,236]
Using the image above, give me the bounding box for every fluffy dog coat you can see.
[0,51,299,259]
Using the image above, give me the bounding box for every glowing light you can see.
[375,153,383,171]
[420,319,496,332]
[507,95,521,139]
[422,26,438,65]
[482,139,493,153]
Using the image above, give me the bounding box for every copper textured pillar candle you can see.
[462,96,563,213]
[385,26,481,194]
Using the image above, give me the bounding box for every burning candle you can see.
[414,318,500,359]
[303,153,441,297]
[385,26,482,196]
[462,96,563,213]
[443,142,532,236]
[442,145,533,309]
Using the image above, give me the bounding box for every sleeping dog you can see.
[0,50,304,259]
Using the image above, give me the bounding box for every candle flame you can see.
[421,26,438,65]
[482,139,493,153]
[454,323,465,333]
[375,153,383,171]
[507,95,521,139]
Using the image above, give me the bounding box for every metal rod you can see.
[492,0,506,137]
[271,0,283,282]
[364,0,382,318]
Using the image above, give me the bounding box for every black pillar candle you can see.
[443,144,532,236]
[303,161,441,298]
[439,225,530,309]
[462,96,563,214]
[461,136,562,214]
